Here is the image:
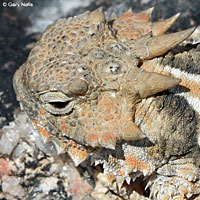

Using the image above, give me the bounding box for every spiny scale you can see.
[88,7,105,23]
[152,13,180,36]
[120,7,154,22]
[130,27,196,59]
[113,7,195,43]
[134,70,181,99]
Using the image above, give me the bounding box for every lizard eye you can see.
[49,101,69,109]
[39,92,74,115]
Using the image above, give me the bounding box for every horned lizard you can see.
[13,7,200,199]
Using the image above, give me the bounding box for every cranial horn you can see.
[133,27,195,60]
[135,71,181,99]
[152,13,180,36]
[88,7,106,23]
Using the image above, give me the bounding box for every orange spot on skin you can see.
[32,120,38,128]
[80,107,87,117]
[104,113,114,121]
[135,104,154,132]
[177,166,196,181]
[122,34,128,39]
[59,117,69,132]
[86,132,99,143]
[105,107,111,113]
[70,147,88,161]
[121,12,133,19]
[67,141,89,161]
[39,108,46,115]
[179,77,200,99]
[117,170,125,176]
[38,108,48,121]
[100,132,116,143]
[107,173,115,184]
[125,154,149,172]
[115,12,152,40]
[87,112,93,118]
[32,119,51,139]
[133,14,149,22]
[38,126,51,139]
[59,123,69,132]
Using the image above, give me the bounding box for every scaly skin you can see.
[13,7,200,199]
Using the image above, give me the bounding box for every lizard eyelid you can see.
[39,92,74,115]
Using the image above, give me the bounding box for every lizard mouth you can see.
[86,158,200,199]
[79,154,151,199]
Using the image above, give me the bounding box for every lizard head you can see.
[13,7,195,151]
